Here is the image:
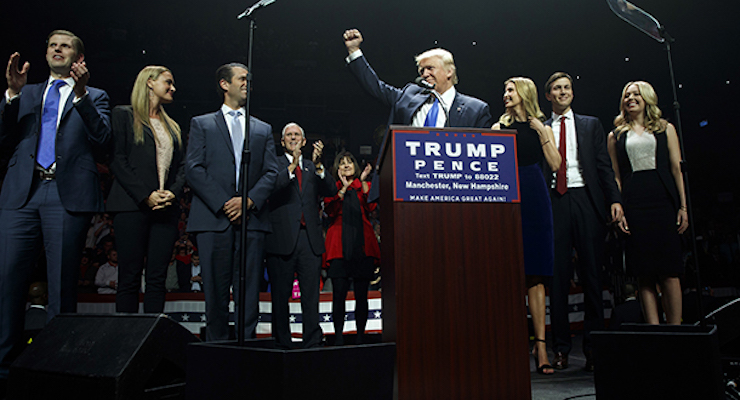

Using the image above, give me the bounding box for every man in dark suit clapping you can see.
[0,30,111,381]
[265,123,336,349]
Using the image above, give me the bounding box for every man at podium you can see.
[342,29,492,130]
[342,29,493,201]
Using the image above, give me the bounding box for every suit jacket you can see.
[348,55,492,129]
[185,110,278,233]
[0,82,111,212]
[264,155,337,256]
[106,106,186,212]
[544,113,621,223]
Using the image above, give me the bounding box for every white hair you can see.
[281,122,304,138]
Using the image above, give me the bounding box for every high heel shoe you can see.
[532,338,554,375]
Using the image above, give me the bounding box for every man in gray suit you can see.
[186,63,278,341]
[265,123,336,349]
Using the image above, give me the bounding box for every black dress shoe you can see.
[552,352,569,370]
[584,351,594,372]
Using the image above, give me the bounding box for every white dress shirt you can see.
[551,109,585,188]
[221,104,246,185]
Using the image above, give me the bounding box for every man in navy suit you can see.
[0,30,111,380]
[343,29,492,201]
[186,63,278,341]
[265,122,336,349]
[543,72,622,372]
[343,29,492,129]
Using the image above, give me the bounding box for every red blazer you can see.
[324,179,380,266]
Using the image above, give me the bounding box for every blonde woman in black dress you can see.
[607,81,688,325]
[492,77,561,374]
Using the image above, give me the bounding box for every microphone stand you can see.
[659,26,706,328]
[234,0,274,346]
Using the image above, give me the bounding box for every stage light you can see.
[625,57,630,61]
[699,120,708,127]
[472,41,477,46]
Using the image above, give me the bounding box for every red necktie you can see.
[295,163,306,226]
[556,116,567,195]
[295,162,303,192]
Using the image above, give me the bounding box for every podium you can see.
[378,126,531,399]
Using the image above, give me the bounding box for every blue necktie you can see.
[424,97,439,127]
[228,110,244,185]
[37,80,66,169]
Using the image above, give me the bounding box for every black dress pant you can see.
[198,227,264,341]
[114,209,178,313]
[550,187,605,355]
[266,229,322,349]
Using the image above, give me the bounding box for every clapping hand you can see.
[312,140,324,164]
[70,61,90,98]
[6,52,29,97]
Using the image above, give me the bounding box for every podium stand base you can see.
[186,339,396,400]
[592,324,723,400]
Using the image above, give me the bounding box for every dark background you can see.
[1,0,739,247]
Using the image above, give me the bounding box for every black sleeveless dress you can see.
[615,130,683,276]
[506,120,554,277]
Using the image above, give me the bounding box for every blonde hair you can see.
[497,77,545,127]
[130,66,182,147]
[614,81,666,139]
[415,48,458,85]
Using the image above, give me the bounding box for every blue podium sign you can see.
[392,128,520,203]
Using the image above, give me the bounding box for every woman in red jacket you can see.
[324,151,380,345]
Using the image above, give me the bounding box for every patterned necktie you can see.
[228,110,243,185]
[556,116,568,195]
[424,97,440,127]
[37,80,66,169]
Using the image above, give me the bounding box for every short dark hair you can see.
[332,151,361,181]
[215,63,248,96]
[544,72,573,94]
[47,30,85,56]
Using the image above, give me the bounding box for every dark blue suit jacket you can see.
[347,55,493,128]
[264,155,336,256]
[185,110,278,233]
[0,82,111,212]
[544,113,621,223]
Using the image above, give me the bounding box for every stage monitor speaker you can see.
[592,324,723,400]
[8,314,199,400]
[704,298,740,356]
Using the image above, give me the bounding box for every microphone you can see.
[237,0,276,19]
[414,77,435,91]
